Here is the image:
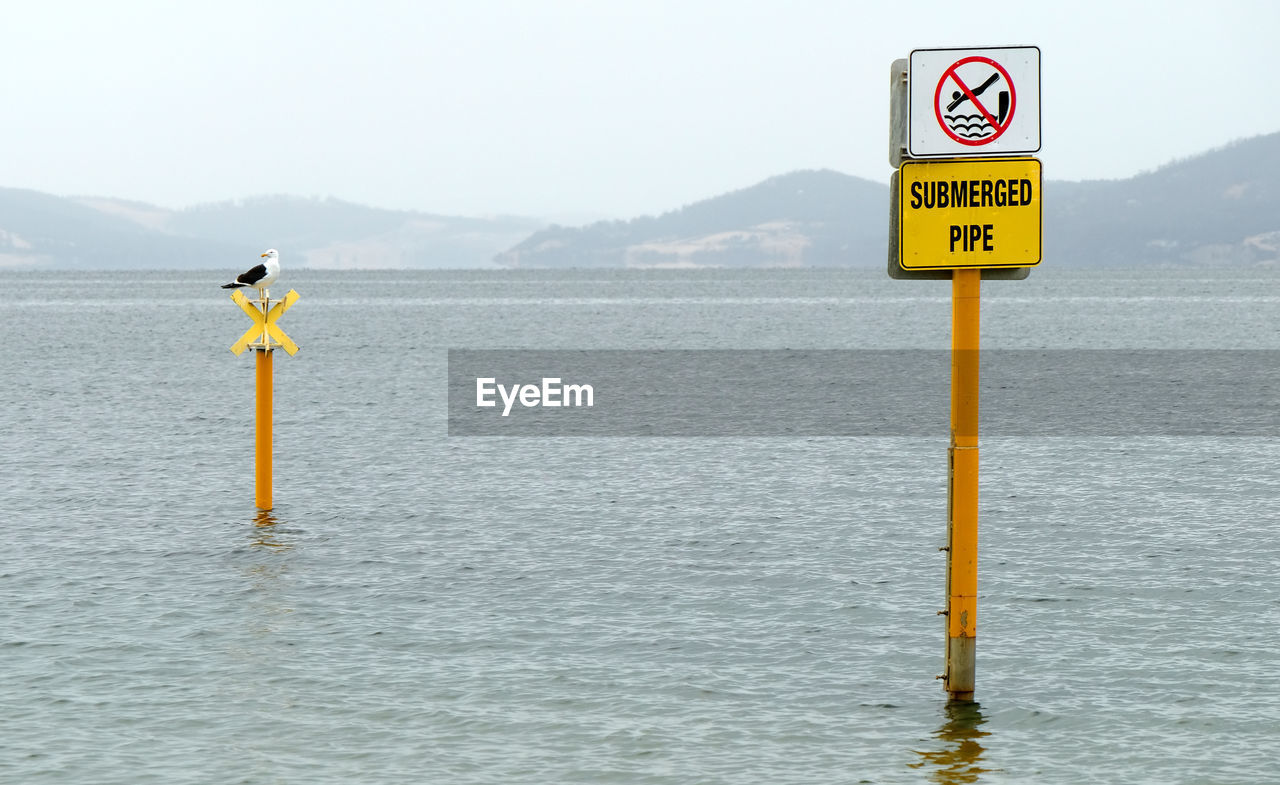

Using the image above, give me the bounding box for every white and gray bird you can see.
[221,249,280,292]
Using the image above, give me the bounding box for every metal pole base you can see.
[945,635,976,701]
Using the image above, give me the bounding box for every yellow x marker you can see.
[230,289,300,356]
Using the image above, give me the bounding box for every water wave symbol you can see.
[944,113,994,139]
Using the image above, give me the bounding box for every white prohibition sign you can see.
[906,46,1039,158]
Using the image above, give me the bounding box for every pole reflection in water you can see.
[241,509,298,643]
[244,510,296,601]
[250,509,294,551]
[908,701,999,783]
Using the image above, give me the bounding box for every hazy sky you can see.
[3,0,1277,220]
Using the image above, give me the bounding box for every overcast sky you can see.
[3,0,1277,220]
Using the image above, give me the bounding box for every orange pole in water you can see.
[255,347,273,510]
[945,268,981,700]
[230,287,297,509]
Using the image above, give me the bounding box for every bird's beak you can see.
[261,253,268,257]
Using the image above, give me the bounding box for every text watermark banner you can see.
[447,350,1280,437]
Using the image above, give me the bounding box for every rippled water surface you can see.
[3,267,1279,784]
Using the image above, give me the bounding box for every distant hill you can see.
[0,189,240,269]
[497,132,1280,268]
[1047,134,1280,265]
[0,193,542,269]
[164,197,542,269]
[2,132,1278,269]
[495,169,885,268]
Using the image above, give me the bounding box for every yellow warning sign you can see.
[898,157,1041,269]
[230,289,300,356]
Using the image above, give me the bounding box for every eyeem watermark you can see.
[450,349,1280,437]
[476,377,594,417]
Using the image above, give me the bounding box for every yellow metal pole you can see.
[255,346,273,510]
[230,289,297,510]
[945,268,981,700]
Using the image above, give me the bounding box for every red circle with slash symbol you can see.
[933,56,1017,146]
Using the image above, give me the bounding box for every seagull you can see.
[221,249,280,294]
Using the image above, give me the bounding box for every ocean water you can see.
[2,266,1279,784]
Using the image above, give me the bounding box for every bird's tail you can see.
[221,282,246,289]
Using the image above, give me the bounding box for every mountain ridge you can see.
[495,169,885,268]
[1,131,1277,269]
[498,132,1280,268]
[0,191,542,269]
